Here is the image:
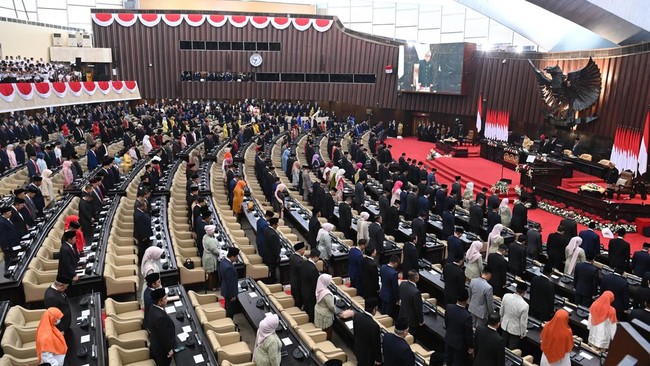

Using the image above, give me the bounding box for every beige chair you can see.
[104,264,139,297]
[108,345,156,366]
[295,328,347,362]
[579,153,592,161]
[205,330,252,364]
[22,270,56,303]
[187,291,225,315]
[0,327,37,359]
[105,318,149,349]
[219,361,256,366]
[4,307,45,331]
[0,354,39,366]
[105,299,144,322]
[195,308,236,333]
[176,256,207,286]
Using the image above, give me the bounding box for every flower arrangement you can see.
[426,149,451,160]
[537,199,637,233]
[515,164,534,178]
[491,180,510,195]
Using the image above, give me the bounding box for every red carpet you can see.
[386,137,648,253]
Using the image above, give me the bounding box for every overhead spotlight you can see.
[515,45,523,53]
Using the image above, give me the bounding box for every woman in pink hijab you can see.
[6,144,17,168]
[61,161,74,188]
[391,180,403,206]
[253,313,282,366]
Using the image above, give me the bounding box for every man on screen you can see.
[414,50,435,90]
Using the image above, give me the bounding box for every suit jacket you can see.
[487,253,507,297]
[148,305,177,360]
[529,275,555,321]
[447,235,464,264]
[608,238,630,271]
[511,203,528,233]
[547,232,569,271]
[508,242,527,276]
[353,311,382,366]
[487,195,500,212]
[382,333,415,366]
[445,303,473,350]
[468,277,494,320]
[78,199,94,231]
[219,259,238,300]
[442,210,455,238]
[348,247,363,282]
[526,229,542,260]
[632,250,650,277]
[57,242,80,281]
[411,217,427,252]
[379,264,399,304]
[367,222,385,254]
[579,229,601,258]
[133,209,153,241]
[362,256,379,300]
[487,211,501,234]
[468,204,483,232]
[0,217,20,251]
[499,293,529,337]
[10,207,27,238]
[559,218,578,238]
[600,273,629,317]
[262,227,281,265]
[406,193,418,219]
[354,182,365,207]
[308,216,321,248]
[289,253,304,299]
[574,262,599,298]
[398,281,423,328]
[443,262,466,304]
[27,159,38,176]
[299,260,320,305]
[473,326,505,366]
[338,202,352,232]
[44,286,71,333]
[628,308,650,326]
[401,242,419,278]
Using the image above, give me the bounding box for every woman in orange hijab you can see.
[540,309,573,366]
[36,307,68,366]
[588,291,617,349]
[232,180,247,216]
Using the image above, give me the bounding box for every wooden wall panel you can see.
[94,12,650,156]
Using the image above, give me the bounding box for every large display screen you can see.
[397,43,466,94]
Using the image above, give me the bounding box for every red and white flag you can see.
[476,95,482,133]
[639,113,649,175]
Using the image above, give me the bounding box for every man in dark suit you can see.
[508,235,528,277]
[510,196,528,233]
[78,192,96,243]
[526,223,542,260]
[547,225,569,272]
[300,249,321,322]
[148,288,177,366]
[57,231,80,283]
[262,218,282,283]
[28,177,45,215]
[367,216,385,261]
[487,193,500,215]
[382,318,415,366]
[402,234,419,279]
[442,203,456,238]
[473,314,505,366]
[349,240,365,296]
[573,253,600,306]
[486,203,501,234]
[579,222,601,259]
[445,289,473,366]
[406,188,419,220]
[194,211,211,257]
[600,267,630,320]
[398,270,424,341]
[608,228,631,272]
[362,247,380,303]
[559,213,578,238]
[384,199,400,236]
[350,298,382,366]
[379,255,400,318]
[308,209,321,249]
[447,226,465,264]
[134,200,153,265]
[435,184,448,216]
[44,276,72,334]
[289,242,306,308]
[469,199,484,234]
[338,195,353,239]
[412,212,428,257]
[26,154,38,176]
[451,176,462,205]
[487,245,508,297]
[628,298,650,325]
[529,265,555,321]
[256,210,272,259]
[476,188,488,214]
[0,206,20,270]
[444,254,466,304]
[10,198,28,238]
[632,243,650,277]
[220,247,240,319]
[354,178,366,211]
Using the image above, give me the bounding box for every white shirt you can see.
[587,314,617,349]
[41,351,65,366]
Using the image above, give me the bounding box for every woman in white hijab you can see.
[317,223,334,261]
[564,237,585,275]
[40,169,55,206]
[202,225,220,291]
[462,182,474,208]
[142,134,153,155]
[499,198,512,227]
[486,224,504,261]
[357,212,370,244]
[253,313,282,366]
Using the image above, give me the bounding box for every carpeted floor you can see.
[386,137,648,253]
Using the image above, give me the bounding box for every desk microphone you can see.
[194,333,202,347]
[90,316,95,330]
